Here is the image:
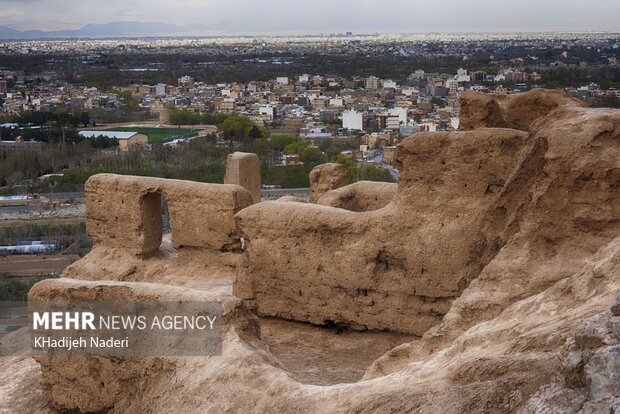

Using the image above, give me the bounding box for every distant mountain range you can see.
[0,21,217,39]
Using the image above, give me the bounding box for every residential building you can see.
[342,110,364,131]
[365,76,380,90]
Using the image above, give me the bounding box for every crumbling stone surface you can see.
[224,152,261,204]
[85,174,253,255]
[308,163,349,203]
[316,181,397,212]
[519,308,620,413]
[458,91,505,131]
[459,88,586,131]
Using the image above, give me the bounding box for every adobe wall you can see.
[85,174,253,256]
[235,128,535,334]
[308,163,349,202]
[224,152,261,203]
[400,103,620,360]
[23,91,620,413]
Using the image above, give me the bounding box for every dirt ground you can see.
[258,317,415,385]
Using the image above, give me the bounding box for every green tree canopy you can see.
[299,146,325,164]
[219,116,263,144]
[270,134,297,151]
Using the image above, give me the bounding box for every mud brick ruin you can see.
[6,89,618,413]
[86,174,254,255]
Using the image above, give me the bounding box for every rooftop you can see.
[79,130,140,140]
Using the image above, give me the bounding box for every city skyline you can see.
[1,0,619,34]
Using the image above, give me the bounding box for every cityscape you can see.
[1,32,618,189]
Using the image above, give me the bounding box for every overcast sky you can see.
[1,0,619,33]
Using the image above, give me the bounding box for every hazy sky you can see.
[1,0,619,33]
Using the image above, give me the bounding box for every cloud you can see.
[112,8,141,18]
[1,0,619,33]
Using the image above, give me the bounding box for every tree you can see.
[249,125,263,139]
[169,109,201,125]
[117,91,138,111]
[283,139,308,155]
[325,144,344,159]
[219,116,257,144]
[79,112,90,128]
[202,113,230,125]
[90,135,119,149]
[270,134,297,152]
[331,155,394,183]
[168,110,233,126]
[300,146,324,164]
[318,138,333,151]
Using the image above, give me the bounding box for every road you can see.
[370,153,400,180]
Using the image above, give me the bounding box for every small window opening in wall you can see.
[139,191,176,254]
[162,196,171,236]
[160,194,176,253]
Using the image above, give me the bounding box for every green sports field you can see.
[107,127,199,143]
